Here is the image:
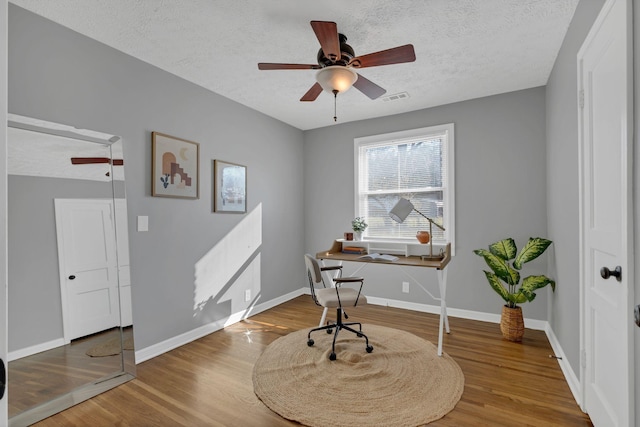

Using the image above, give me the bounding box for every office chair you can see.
[304,254,373,361]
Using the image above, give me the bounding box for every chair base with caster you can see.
[307,307,373,361]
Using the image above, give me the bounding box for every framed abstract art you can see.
[152,132,199,199]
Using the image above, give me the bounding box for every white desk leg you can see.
[437,267,449,356]
[319,307,328,327]
[442,267,450,334]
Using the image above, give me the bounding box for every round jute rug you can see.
[253,324,464,427]
[86,335,135,357]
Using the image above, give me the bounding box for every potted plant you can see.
[473,237,555,342]
[351,217,368,241]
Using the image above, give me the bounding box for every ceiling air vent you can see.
[382,92,410,102]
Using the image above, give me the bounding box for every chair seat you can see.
[315,287,367,308]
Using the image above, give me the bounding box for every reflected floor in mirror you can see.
[8,327,134,418]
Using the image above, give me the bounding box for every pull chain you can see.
[333,89,338,122]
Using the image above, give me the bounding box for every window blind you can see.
[356,128,452,243]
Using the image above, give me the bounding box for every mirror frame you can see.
[6,114,135,426]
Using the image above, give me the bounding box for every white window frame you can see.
[354,123,455,254]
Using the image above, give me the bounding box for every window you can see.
[354,124,454,249]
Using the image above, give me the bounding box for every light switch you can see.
[137,215,149,232]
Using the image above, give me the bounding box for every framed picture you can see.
[214,159,246,213]
[152,132,199,199]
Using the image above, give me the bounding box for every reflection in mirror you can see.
[6,114,134,425]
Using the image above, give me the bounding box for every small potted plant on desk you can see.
[351,217,368,241]
[473,237,555,342]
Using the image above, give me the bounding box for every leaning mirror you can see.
[6,114,135,426]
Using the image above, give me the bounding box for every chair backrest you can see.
[304,254,322,284]
[304,254,323,305]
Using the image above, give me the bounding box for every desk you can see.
[316,240,452,356]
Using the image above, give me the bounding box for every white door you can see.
[578,0,633,425]
[55,199,120,343]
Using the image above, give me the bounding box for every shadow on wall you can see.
[193,203,262,325]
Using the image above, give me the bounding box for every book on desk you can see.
[342,246,367,255]
[358,253,399,262]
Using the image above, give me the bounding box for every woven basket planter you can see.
[500,305,524,342]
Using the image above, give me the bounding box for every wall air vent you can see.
[382,92,410,102]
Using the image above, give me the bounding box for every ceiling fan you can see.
[258,21,416,105]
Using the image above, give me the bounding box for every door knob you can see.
[600,266,622,282]
[68,275,76,280]
[0,358,5,400]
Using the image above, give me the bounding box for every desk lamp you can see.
[389,198,445,260]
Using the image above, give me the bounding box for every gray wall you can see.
[304,87,549,320]
[7,175,118,351]
[8,4,305,350]
[545,0,605,384]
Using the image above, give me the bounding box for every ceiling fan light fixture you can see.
[316,66,358,94]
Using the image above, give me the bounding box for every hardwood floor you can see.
[31,296,592,426]
[9,327,131,418]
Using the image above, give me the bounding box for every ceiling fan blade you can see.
[300,82,323,102]
[310,21,341,62]
[353,74,386,100]
[350,44,416,68]
[71,157,124,165]
[71,157,109,164]
[258,63,320,70]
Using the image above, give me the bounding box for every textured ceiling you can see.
[10,0,579,131]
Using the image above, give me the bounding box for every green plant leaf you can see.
[519,275,555,302]
[513,237,552,270]
[521,275,556,293]
[474,249,520,286]
[510,292,528,305]
[488,238,517,261]
[483,271,510,303]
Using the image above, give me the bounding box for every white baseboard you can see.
[366,296,548,331]
[544,323,582,408]
[134,288,306,363]
[8,338,65,361]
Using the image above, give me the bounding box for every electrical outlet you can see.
[244,289,251,302]
[402,282,410,293]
